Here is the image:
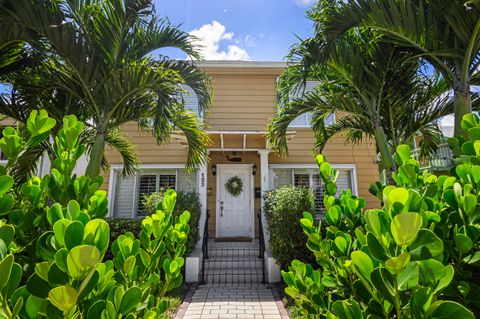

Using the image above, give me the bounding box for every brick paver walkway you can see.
[178,284,288,319]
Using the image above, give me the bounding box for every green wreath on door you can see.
[225,175,243,197]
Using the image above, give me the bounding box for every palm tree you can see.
[0,0,211,177]
[268,32,455,173]
[318,0,480,137]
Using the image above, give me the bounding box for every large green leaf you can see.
[397,261,419,291]
[387,188,410,213]
[427,301,474,319]
[385,253,410,275]
[0,225,14,247]
[83,219,110,256]
[64,221,85,250]
[119,287,142,315]
[0,254,13,289]
[391,212,422,247]
[332,299,363,319]
[409,230,444,261]
[48,286,78,313]
[0,175,14,196]
[66,245,100,280]
[351,251,373,285]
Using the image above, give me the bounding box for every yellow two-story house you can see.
[102,61,379,245]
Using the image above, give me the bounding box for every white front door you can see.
[217,165,253,238]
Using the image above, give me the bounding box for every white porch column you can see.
[257,149,271,211]
[196,161,208,250]
[258,149,281,283]
[186,161,208,283]
[257,149,271,250]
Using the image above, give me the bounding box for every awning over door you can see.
[206,130,296,151]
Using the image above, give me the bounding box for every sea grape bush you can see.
[281,114,480,318]
[0,110,190,318]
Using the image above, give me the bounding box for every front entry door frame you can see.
[215,164,255,239]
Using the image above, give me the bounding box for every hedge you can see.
[263,185,316,270]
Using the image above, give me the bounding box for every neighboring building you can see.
[102,61,380,241]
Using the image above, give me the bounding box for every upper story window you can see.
[279,80,336,128]
[180,85,202,119]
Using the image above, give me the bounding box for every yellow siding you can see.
[205,74,276,131]
[101,122,190,192]
[101,65,380,224]
[270,130,380,208]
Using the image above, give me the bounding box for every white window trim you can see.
[107,164,198,218]
[287,112,336,129]
[268,163,358,195]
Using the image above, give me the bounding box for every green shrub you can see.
[105,218,142,260]
[0,111,190,318]
[264,185,315,270]
[282,125,480,319]
[142,190,201,255]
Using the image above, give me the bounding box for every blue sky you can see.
[154,0,316,61]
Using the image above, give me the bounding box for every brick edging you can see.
[174,284,198,319]
[270,284,290,319]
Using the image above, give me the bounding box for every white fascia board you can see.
[194,61,286,68]
[110,164,187,170]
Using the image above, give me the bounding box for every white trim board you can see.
[110,164,187,170]
[107,164,199,219]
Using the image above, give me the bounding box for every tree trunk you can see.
[453,79,472,137]
[85,131,105,178]
[374,126,395,170]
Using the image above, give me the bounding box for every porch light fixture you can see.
[252,164,257,176]
[212,164,217,176]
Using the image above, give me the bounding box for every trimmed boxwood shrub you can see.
[264,185,316,270]
[142,190,201,255]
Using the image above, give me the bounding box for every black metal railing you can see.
[258,209,266,284]
[200,209,209,284]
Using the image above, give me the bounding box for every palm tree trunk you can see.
[453,79,472,137]
[85,131,105,178]
[374,126,395,170]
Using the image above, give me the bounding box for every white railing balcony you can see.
[411,143,454,171]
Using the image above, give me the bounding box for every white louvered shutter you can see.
[113,174,135,218]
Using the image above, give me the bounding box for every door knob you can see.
[220,201,224,217]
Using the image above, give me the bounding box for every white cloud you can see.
[189,21,250,60]
[244,35,256,47]
[294,0,316,6]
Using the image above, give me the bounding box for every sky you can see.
[153,0,316,61]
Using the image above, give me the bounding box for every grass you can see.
[164,284,190,318]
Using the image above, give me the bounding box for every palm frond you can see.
[104,129,139,177]
[156,59,212,116]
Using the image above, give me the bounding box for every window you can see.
[272,167,354,214]
[137,170,176,215]
[280,80,336,128]
[181,85,202,118]
[111,168,197,218]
